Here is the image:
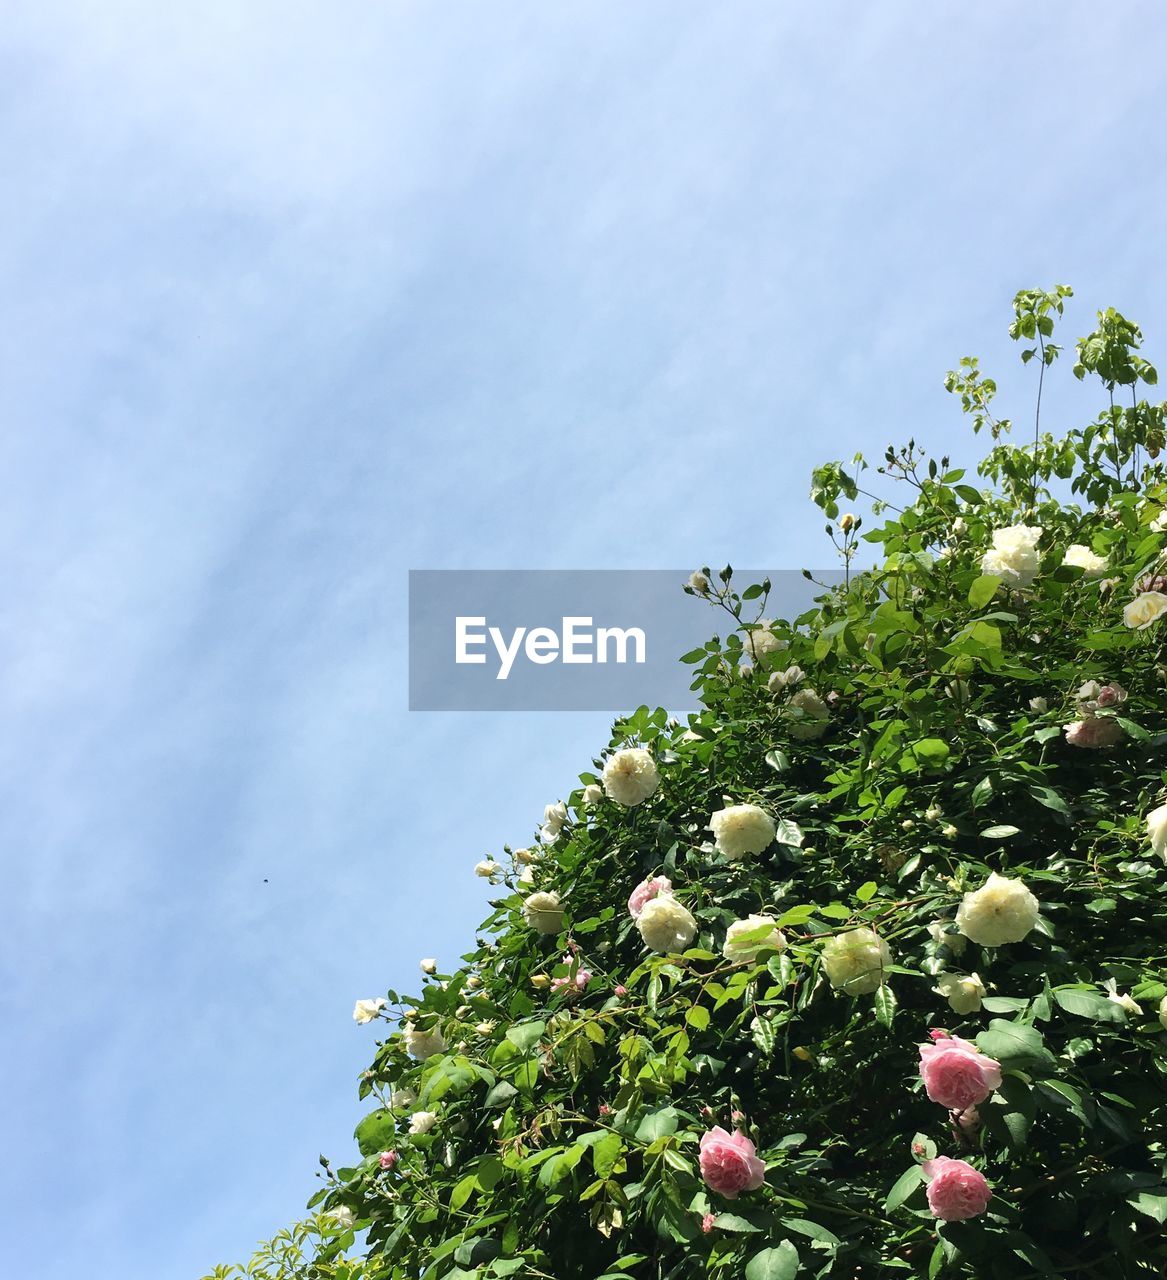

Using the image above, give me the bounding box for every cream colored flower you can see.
[514,847,537,865]
[540,801,567,843]
[636,895,698,954]
[1147,803,1167,862]
[1123,592,1167,630]
[518,865,535,886]
[409,1110,438,1136]
[474,859,500,879]
[981,523,1042,587]
[744,621,786,660]
[403,1024,447,1060]
[723,914,786,965]
[1151,509,1167,533]
[928,919,968,956]
[390,1086,417,1110]
[420,958,438,974]
[353,997,387,1024]
[1029,696,1048,713]
[956,872,1039,947]
[1063,544,1108,577]
[474,1019,497,1036]
[326,1206,355,1228]
[688,569,711,594]
[1159,995,1167,1030]
[1102,978,1141,1017]
[602,747,660,807]
[767,664,806,695]
[709,803,776,860]
[523,891,564,934]
[821,928,891,995]
[933,972,985,1015]
[580,784,604,806]
[785,687,829,739]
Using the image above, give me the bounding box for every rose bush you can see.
[208,289,1167,1280]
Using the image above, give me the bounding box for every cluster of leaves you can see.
[209,291,1167,1280]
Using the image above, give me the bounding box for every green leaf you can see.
[713,1212,762,1233]
[1052,988,1128,1023]
[774,818,804,847]
[855,881,878,903]
[505,1019,547,1053]
[885,1164,925,1211]
[634,1106,679,1142]
[873,984,897,1028]
[353,1109,396,1157]
[976,1019,1055,1068]
[968,575,1001,607]
[979,824,1021,840]
[1128,1189,1167,1223]
[745,1241,800,1280]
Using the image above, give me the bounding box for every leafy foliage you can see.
[209,291,1167,1280]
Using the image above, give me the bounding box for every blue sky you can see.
[2,4,1165,1276]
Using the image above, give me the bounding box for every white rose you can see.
[1063,544,1108,577]
[403,1024,447,1060]
[745,621,786,660]
[1147,802,1167,862]
[420,958,438,974]
[821,927,892,995]
[981,523,1042,587]
[602,748,660,807]
[1123,592,1167,630]
[927,920,968,955]
[636,895,698,954]
[352,997,387,1024]
[474,859,500,878]
[1160,995,1167,1030]
[767,664,806,696]
[580,784,604,806]
[722,914,786,965]
[390,1086,417,1109]
[933,972,985,1015]
[518,865,535,885]
[514,847,537,865]
[709,803,776,861]
[1151,509,1167,533]
[474,1019,496,1036]
[952,517,967,536]
[540,801,567,843]
[1029,696,1048,713]
[326,1206,355,1228]
[409,1110,438,1135]
[688,569,710,594]
[785,687,830,739]
[523,891,564,935]
[1103,978,1141,1017]
[956,871,1040,946]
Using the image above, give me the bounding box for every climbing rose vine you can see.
[207,288,1167,1280]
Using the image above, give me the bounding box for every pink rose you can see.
[614,984,627,997]
[701,1212,716,1234]
[628,875,672,919]
[1064,717,1124,748]
[922,1156,992,1221]
[919,1035,1002,1110]
[698,1126,766,1199]
[379,1150,399,1170]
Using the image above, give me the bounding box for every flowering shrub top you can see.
[208,289,1167,1280]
